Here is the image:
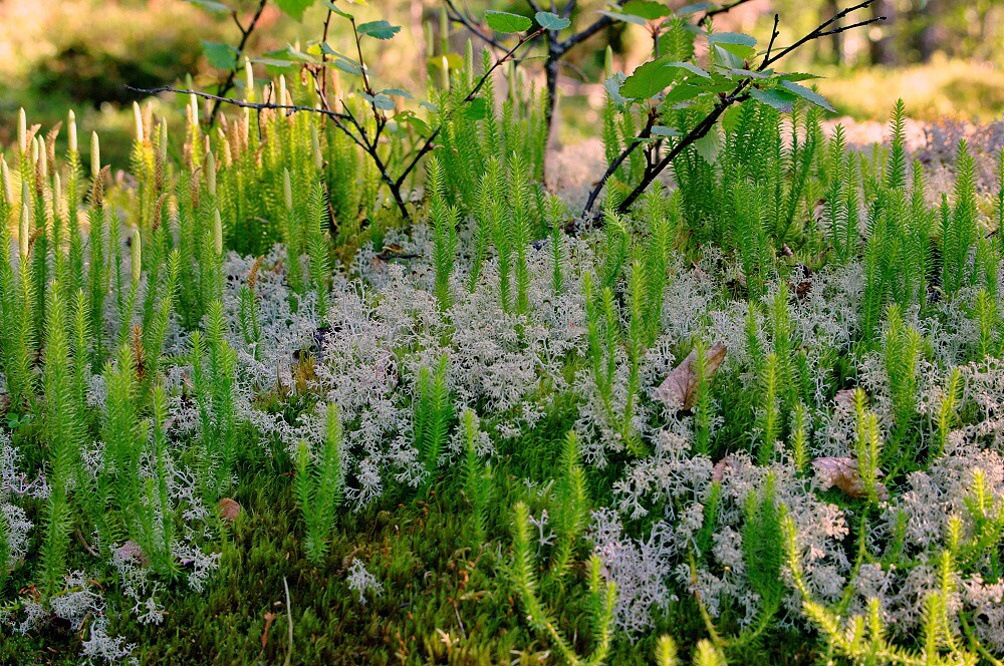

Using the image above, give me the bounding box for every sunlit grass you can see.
[816,57,1004,120]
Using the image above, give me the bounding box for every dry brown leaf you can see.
[115,539,148,566]
[834,389,859,410]
[218,497,242,523]
[792,264,813,300]
[812,457,888,500]
[654,343,727,411]
[711,455,735,483]
[813,198,827,225]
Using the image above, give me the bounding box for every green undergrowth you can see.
[6,400,768,665]
[4,3,1004,664]
[2,85,1002,662]
[32,435,808,665]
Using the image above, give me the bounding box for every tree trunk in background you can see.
[870,0,899,66]
[918,0,949,62]
[410,1,428,86]
[826,0,842,65]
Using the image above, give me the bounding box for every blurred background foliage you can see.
[1,0,1001,168]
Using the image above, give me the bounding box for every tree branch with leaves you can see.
[446,0,768,165]
[581,0,883,221]
[163,0,559,222]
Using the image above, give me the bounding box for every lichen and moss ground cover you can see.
[4,7,1004,663]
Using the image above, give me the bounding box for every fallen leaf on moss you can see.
[654,344,727,411]
[115,539,148,566]
[834,389,859,409]
[711,455,735,482]
[812,457,888,500]
[218,497,242,523]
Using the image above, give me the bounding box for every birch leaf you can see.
[654,343,727,411]
[812,457,888,500]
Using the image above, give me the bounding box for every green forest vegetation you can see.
[0,1,1003,664]
[2,0,1003,164]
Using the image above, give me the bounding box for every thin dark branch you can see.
[465,28,545,103]
[336,103,412,220]
[556,14,613,55]
[761,14,781,68]
[319,7,335,103]
[581,113,657,215]
[350,19,374,96]
[348,14,383,127]
[307,69,333,118]
[129,86,351,122]
[444,0,507,51]
[209,0,268,127]
[763,0,880,68]
[395,27,545,188]
[395,129,441,189]
[696,0,758,28]
[341,104,366,139]
[304,10,337,117]
[765,18,883,68]
[816,17,884,39]
[613,93,749,215]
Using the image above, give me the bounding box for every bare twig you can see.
[761,14,781,68]
[129,86,350,122]
[137,13,545,224]
[319,6,335,102]
[444,0,507,51]
[611,92,749,215]
[395,26,546,189]
[209,0,268,127]
[283,576,293,666]
[580,111,657,216]
[349,17,376,99]
[468,29,545,101]
[762,0,881,69]
[696,0,758,28]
